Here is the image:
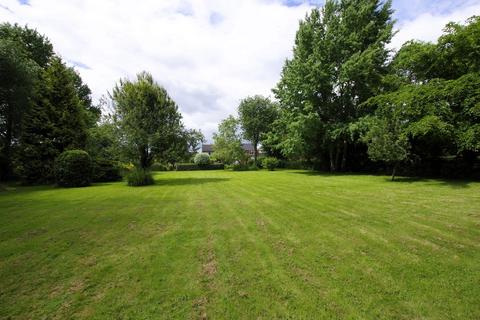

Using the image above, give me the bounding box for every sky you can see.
[1,0,479,141]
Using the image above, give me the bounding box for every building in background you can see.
[201,143,263,157]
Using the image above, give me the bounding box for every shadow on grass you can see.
[390,176,472,188]
[291,170,474,188]
[154,177,229,186]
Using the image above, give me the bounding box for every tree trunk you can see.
[1,116,13,180]
[253,140,258,163]
[139,146,151,169]
[341,139,347,171]
[334,142,341,171]
[391,163,397,181]
[329,145,335,172]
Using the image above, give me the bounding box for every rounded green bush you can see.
[194,153,210,166]
[54,150,92,187]
[262,157,279,171]
[127,168,154,186]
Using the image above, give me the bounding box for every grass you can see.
[0,170,479,319]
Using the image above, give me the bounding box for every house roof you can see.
[201,143,259,153]
[202,144,214,152]
[241,143,254,152]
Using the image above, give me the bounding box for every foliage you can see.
[175,163,224,171]
[193,153,210,166]
[238,95,278,161]
[0,23,53,68]
[92,158,122,182]
[17,57,90,184]
[112,72,186,169]
[54,150,92,187]
[0,23,53,180]
[86,118,121,161]
[212,116,245,164]
[150,162,170,171]
[262,157,279,171]
[127,167,154,186]
[273,0,394,171]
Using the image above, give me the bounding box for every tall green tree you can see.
[112,71,185,168]
[0,40,38,179]
[274,0,394,171]
[18,58,89,183]
[0,23,53,180]
[238,95,278,162]
[212,116,245,164]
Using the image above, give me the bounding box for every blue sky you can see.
[3,0,480,140]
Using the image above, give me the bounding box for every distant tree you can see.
[112,71,185,168]
[185,129,205,153]
[362,116,409,181]
[212,116,245,164]
[86,117,121,161]
[238,95,278,162]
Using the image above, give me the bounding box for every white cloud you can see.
[390,2,480,49]
[1,0,314,140]
[1,0,479,140]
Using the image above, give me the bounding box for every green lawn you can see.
[1,170,479,319]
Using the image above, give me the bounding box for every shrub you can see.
[232,163,249,171]
[127,168,154,186]
[194,153,210,166]
[175,163,224,171]
[262,157,279,171]
[92,159,122,182]
[54,150,92,187]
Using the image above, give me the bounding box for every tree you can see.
[18,57,89,183]
[112,71,185,168]
[212,116,245,164]
[274,0,394,171]
[0,23,53,180]
[238,95,278,162]
[0,23,53,68]
[0,39,38,179]
[185,129,205,154]
[362,116,409,181]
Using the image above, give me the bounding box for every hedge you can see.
[175,163,224,171]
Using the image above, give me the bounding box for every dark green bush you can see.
[54,150,92,187]
[127,168,154,186]
[92,159,122,182]
[232,163,250,171]
[175,163,224,171]
[262,157,279,171]
[194,153,210,166]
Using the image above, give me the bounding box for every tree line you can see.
[0,23,204,184]
[214,0,480,180]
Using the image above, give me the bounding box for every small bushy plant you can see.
[54,150,92,187]
[127,168,154,186]
[194,153,210,166]
[262,157,279,171]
